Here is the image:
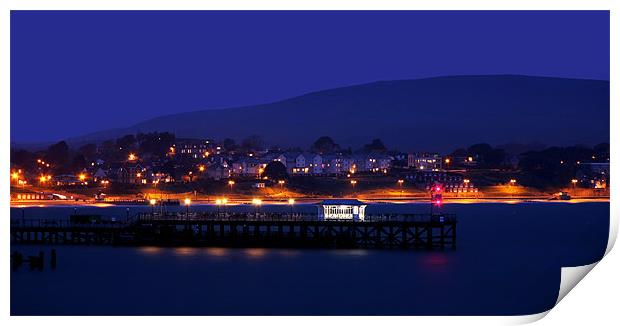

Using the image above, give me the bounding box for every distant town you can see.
[10,132,610,203]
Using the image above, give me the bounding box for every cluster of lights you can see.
[215,198,228,205]
[39,175,52,183]
[251,198,262,206]
[11,170,21,180]
[36,159,51,168]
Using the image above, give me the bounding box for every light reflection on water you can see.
[204,247,229,257]
[329,249,369,257]
[243,248,267,258]
[174,247,199,256]
[138,246,162,255]
[138,246,303,259]
[423,253,449,266]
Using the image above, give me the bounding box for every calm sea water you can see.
[10,202,609,315]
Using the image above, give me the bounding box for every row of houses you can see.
[73,151,456,185]
[231,152,394,177]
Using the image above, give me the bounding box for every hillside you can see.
[66,75,609,152]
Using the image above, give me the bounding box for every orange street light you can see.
[199,165,205,172]
[79,174,86,181]
[11,172,19,180]
[463,179,470,184]
[128,153,137,161]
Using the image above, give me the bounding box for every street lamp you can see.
[571,179,578,193]
[397,179,404,197]
[288,198,295,218]
[228,180,235,191]
[215,198,222,215]
[252,198,262,218]
[184,198,191,219]
[128,153,137,161]
[278,180,285,188]
[149,198,157,214]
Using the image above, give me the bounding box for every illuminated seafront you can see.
[9,196,610,208]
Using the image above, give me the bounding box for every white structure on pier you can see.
[318,199,367,221]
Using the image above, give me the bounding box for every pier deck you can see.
[10,213,457,250]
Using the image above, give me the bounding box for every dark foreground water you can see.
[10,202,609,315]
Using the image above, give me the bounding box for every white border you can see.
[2,1,617,325]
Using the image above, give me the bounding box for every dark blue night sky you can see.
[11,11,609,142]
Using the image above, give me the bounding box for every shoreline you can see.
[10,196,610,208]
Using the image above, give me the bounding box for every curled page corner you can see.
[555,262,599,305]
[510,262,600,325]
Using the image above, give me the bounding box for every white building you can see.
[318,199,367,221]
[408,153,442,171]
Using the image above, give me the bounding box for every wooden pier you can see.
[10,213,457,250]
